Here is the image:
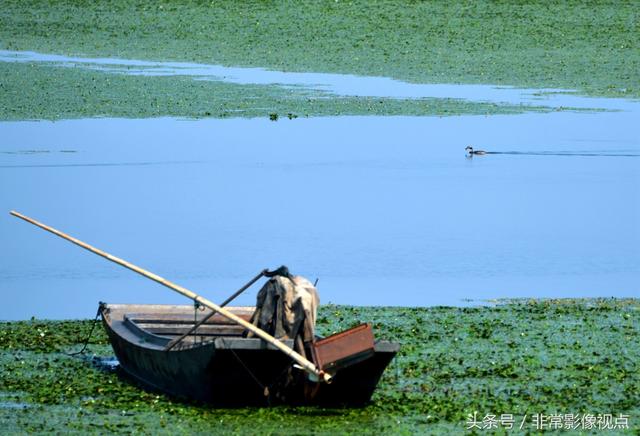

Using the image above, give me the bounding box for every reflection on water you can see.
[467,151,640,157]
[1,150,77,155]
[1,50,637,111]
[0,109,638,319]
[0,161,202,169]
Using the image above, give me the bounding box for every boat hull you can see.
[100,303,398,407]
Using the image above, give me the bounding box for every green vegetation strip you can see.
[0,62,553,121]
[1,299,638,434]
[1,1,638,98]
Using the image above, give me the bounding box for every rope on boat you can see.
[228,349,297,405]
[66,307,101,357]
[229,348,271,401]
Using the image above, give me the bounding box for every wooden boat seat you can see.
[125,312,253,325]
[124,314,248,338]
[117,310,295,351]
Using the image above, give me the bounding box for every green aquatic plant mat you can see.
[0,62,563,120]
[1,299,638,434]
[1,0,638,98]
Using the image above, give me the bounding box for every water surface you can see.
[1,110,638,319]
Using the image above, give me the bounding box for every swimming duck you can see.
[465,146,487,156]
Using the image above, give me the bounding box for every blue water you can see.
[1,109,638,320]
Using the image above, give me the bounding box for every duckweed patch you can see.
[1,299,638,433]
[0,62,558,121]
[0,1,638,98]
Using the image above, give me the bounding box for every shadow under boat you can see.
[100,303,399,407]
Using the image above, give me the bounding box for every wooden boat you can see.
[100,302,399,407]
[9,211,399,407]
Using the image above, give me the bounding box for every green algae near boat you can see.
[1,299,638,434]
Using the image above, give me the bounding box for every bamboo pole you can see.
[10,211,330,383]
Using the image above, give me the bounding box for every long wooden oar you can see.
[10,211,330,383]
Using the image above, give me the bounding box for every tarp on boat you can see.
[249,275,319,343]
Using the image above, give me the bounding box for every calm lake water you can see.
[1,108,638,320]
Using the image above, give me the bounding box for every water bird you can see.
[465,146,488,156]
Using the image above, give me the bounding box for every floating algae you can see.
[1,300,638,433]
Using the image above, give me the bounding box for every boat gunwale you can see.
[101,303,298,351]
[101,303,400,353]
